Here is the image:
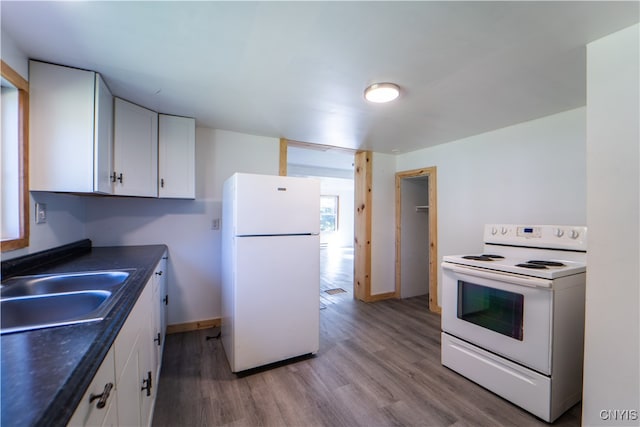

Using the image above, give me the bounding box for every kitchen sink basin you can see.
[0,270,133,298]
[1,291,113,334]
[0,269,134,334]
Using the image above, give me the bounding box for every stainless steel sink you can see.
[1,270,132,298]
[1,291,112,334]
[0,270,134,334]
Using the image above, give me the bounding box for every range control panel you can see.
[484,224,588,251]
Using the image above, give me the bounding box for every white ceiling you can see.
[2,1,638,154]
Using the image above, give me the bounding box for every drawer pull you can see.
[141,371,152,396]
[89,382,113,409]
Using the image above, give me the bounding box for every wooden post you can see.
[279,138,287,176]
[353,151,372,301]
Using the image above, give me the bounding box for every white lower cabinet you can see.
[68,347,117,427]
[70,253,168,426]
[115,282,154,427]
[152,255,168,383]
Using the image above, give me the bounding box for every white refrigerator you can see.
[221,173,320,372]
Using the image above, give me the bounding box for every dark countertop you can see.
[1,241,168,427]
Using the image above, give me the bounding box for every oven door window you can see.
[457,280,524,341]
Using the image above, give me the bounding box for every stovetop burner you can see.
[463,255,493,261]
[462,254,505,261]
[516,263,548,269]
[527,260,566,267]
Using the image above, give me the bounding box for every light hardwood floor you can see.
[152,294,581,426]
[320,246,354,308]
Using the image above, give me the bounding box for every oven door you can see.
[441,262,553,375]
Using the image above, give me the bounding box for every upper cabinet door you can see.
[113,98,158,197]
[158,114,195,199]
[94,74,114,194]
[30,60,112,193]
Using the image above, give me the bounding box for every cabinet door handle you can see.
[141,371,152,397]
[154,332,162,346]
[163,295,168,305]
[110,172,117,183]
[155,271,163,276]
[117,173,123,183]
[89,382,113,409]
[160,178,165,188]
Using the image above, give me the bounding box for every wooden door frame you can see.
[280,139,376,302]
[395,167,440,313]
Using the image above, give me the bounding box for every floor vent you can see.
[325,288,347,295]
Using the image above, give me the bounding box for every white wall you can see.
[1,29,29,79]
[583,24,639,427]
[86,129,279,325]
[2,193,88,260]
[395,107,587,305]
[1,29,89,261]
[371,152,397,295]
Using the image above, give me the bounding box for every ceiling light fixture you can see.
[364,82,400,103]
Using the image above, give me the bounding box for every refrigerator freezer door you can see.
[230,234,320,372]
[234,173,320,236]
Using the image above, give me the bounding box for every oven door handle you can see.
[442,262,553,288]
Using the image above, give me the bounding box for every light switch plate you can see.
[35,203,47,224]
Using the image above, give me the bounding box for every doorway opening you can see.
[286,142,355,307]
[395,167,440,313]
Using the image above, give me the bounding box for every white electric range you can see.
[441,224,587,422]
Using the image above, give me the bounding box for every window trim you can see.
[1,60,30,252]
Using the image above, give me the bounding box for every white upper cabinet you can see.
[30,60,195,199]
[158,114,195,199]
[113,98,158,197]
[29,60,114,194]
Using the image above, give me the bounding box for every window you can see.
[1,60,29,252]
[320,195,338,232]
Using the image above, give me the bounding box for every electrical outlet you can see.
[35,203,47,224]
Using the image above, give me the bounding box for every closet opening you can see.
[395,167,439,313]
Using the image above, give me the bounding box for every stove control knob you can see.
[501,227,508,235]
[555,228,565,237]
[570,229,580,239]
[491,227,498,235]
